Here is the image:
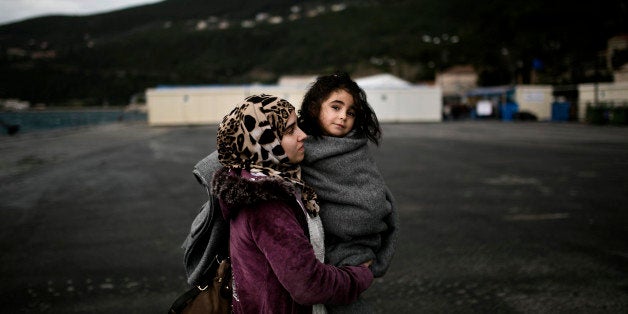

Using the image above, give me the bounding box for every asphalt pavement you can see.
[1,120,627,313]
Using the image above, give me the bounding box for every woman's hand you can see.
[361,260,373,268]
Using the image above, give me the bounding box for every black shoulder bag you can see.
[168,255,232,314]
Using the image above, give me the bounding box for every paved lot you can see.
[1,121,627,313]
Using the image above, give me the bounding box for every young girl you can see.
[210,94,373,313]
[299,73,399,313]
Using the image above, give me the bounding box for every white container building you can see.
[146,74,443,126]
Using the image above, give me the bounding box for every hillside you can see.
[0,0,626,106]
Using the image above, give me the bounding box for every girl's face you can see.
[281,111,307,164]
[317,89,356,137]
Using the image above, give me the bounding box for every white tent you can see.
[354,74,441,122]
[355,73,412,88]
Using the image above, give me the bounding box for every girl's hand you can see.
[361,260,373,268]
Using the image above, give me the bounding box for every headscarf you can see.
[217,94,319,215]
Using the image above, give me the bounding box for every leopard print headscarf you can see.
[217,94,319,216]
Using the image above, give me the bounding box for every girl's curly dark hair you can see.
[298,72,381,145]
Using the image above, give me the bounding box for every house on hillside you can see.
[435,65,478,119]
[606,35,628,72]
[614,63,628,82]
[435,65,478,97]
[1,99,30,111]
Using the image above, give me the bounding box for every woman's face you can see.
[281,111,307,164]
[317,89,356,137]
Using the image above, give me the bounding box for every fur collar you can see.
[211,167,298,219]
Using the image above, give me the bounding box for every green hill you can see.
[0,0,626,106]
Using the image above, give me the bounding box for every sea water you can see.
[0,110,147,135]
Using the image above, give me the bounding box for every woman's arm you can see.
[246,200,373,305]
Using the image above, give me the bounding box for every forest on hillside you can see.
[0,0,626,106]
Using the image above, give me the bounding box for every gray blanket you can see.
[301,135,398,278]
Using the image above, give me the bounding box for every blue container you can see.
[501,102,518,121]
[552,102,570,121]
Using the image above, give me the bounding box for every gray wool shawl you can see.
[301,135,398,278]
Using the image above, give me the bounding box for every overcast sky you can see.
[0,0,163,26]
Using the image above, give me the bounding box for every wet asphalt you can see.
[0,120,627,313]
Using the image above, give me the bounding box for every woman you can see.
[210,94,373,313]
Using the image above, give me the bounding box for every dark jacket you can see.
[212,167,373,314]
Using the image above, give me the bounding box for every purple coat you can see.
[212,167,373,314]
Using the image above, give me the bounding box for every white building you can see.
[514,85,554,120]
[146,74,442,126]
[466,85,554,120]
[578,82,628,121]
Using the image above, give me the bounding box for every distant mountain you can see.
[0,0,626,106]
